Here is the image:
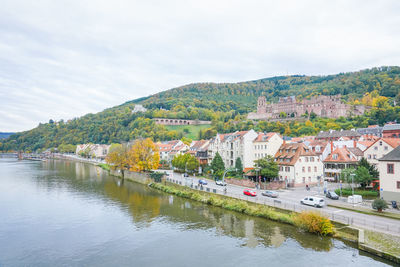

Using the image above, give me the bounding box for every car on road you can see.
[300,196,325,208]
[261,190,279,198]
[183,173,189,177]
[198,179,208,185]
[215,180,227,186]
[243,189,257,197]
[326,190,339,200]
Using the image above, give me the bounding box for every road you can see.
[161,170,400,237]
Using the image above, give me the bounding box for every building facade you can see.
[363,138,400,167]
[378,146,400,202]
[382,124,400,138]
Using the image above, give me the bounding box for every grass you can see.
[150,182,334,236]
[364,230,400,258]
[98,163,111,171]
[328,203,400,221]
[164,124,211,140]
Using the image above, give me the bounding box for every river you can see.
[0,158,394,266]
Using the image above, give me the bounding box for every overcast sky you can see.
[1,0,399,132]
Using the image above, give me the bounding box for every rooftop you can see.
[379,146,400,161]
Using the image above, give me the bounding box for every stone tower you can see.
[256,96,267,115]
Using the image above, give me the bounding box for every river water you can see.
[0,158,394,266]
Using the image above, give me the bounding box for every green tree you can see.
[358,158,379,178]
[235,157,243,177]
[210,152,225,177]
[340,168,356,184]
[254,155,279,181]
[372,199,388,212]
[186,155,199,173]
[355,166,373,188]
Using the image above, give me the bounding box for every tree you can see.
[186,155,199,173]
[358,158,379,178]
[355,166,373,188]
[105,144,129,178]
[372,199,388,212]
[210,152,225,177]
[127,138,160,172]
[235,157,243,177]
[254,155,279,181]
[171,153,199,173]
[340,168,356,184]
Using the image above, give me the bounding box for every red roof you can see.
[275,143,317,166]
[366,138,400,150]
[253,132,277,142]
[324,147,358,163]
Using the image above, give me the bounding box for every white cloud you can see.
[0,0,399,131]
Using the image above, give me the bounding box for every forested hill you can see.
[1,66,400,152]
[137,66,400,113]
[0,133,15,139]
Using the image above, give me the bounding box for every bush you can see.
[294,211,334,236]
[334,188,378,198]
[372,199,388,212]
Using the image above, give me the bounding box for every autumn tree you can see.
[105,144,130,178]
[128,138,160,172]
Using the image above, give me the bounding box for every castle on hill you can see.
[247,94,366,120]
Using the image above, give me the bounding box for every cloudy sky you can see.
[1,0,399,132]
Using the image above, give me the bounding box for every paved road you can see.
[161,170,400,237]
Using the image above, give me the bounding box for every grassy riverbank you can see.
[150,182,334,236]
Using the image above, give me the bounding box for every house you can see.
[208,130,258,168]
[315,129,361,141]
[252,132,283,162]
[274,143,323,186]
[382,124,400,138]
[363,138,400,167]
[305,140,329,160]
[76,144,110,159]
[323,147,359,181]
[377,146,400,202]
[357,125,383,137]
[156,140,185,164]
[189,140,210,165]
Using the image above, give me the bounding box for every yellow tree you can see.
[105,144,130,178]
[128,138,160,172]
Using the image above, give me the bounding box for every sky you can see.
[1,0,400,132]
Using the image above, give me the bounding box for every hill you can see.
[0,132,15,139]
[1,66,400,152]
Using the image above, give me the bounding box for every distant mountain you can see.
[2,66,400,151]
[0,132,15,139]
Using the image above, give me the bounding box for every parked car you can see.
[243,189,257,197]
[262,190,279,198]
[198,179,207,185]
[215,180,227,186]
[300,196,325,208]
[326,190,339,200]
[183,173,189,177]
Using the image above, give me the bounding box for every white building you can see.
[252,132,284,161]
[364,138,400,167]
[275,143,323,186]
[378,146,400,202]
[76,144,111,159]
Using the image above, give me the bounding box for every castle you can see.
[248,94,366,120]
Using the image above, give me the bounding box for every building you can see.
[274,143,323,186]
[382,124,400,138]
[323,147,359,181]
[156,140,185,164]
[248,94,365,120]
[252,132,284,162]
[315,129,361,141]
[132,104,147,113]
[378,146,400,202]
[76,144,110,159]
[363,138,400,167]
[357,125,383,137]
[189,140,210,165]
[208,130,259,168]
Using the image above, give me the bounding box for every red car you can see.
[243,189,257,197]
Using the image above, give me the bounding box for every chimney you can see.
[330,141,333,152]
[353,140,356,148]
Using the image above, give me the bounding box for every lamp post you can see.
[350,173,355,207]
[255,167,261,190]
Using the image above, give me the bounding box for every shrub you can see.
[294,211,334,236]
[334,188,378,198]
[372,199,388,212]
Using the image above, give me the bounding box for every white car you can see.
[215,180,227,186]
[300,196,325,208]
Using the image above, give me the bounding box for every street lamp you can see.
[350,173,356,207]
[222,168,237,184]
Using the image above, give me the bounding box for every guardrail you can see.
[165,178,400,235]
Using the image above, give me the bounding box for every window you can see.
[368,154,371,159]
[384,146,388,151]
[379,141,382,146]
[314,166,317,172]
[299,158,302,162]
[302,167,305,172]
[311,157,314,162]
[373,155,377,159]
[397,181,400,189]
[308,167,311,172]
[332,154,338,160]
[265,145,267,149]
[305,157,309,162]
[374,146,378,150]
[388,164,394,174]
